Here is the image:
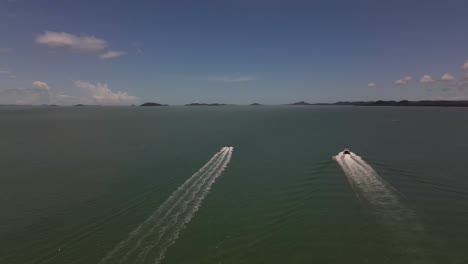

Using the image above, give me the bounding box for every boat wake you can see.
[334,150,432,263]
[334,151,409,217]
[99,146,233,264]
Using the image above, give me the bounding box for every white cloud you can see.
[99,50,126,59]
[457,73,468,90]
[394,76,412,86]
[32,81,49,90]
[0,81,59,105]
[203,76,257,83]
[74,81,138,105]
[367,82,377,88]
[0,87,51,105]
[394,80,405,85]
[420,75,435,83]
[462,61,468,70]
[433,95,467,100]
[1,80,138,105]
[36,31,107,52]
[441,73,457,82]
[0,70,16,78]
[53,94,91,105]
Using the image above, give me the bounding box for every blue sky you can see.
[1,0,468,105]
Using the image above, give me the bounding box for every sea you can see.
[1,105,468,264]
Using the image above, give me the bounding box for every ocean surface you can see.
[1,106,468,264]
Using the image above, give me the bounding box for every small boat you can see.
[343,148,351,154]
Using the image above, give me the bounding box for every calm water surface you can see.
[1,106,468,263]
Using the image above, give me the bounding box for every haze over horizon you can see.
[2,0,468,105]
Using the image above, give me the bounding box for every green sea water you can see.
[1,106,468,264]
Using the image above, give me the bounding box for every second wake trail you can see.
[334,150,433,263]
[100,146,233,264]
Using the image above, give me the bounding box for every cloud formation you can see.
[370,61,468,92]
[394,76,412,86]
[35,31,126,60]
[0,80,138,105]
[99,50,126,59]
[36,31,107,52]
[32,81,50,90]
[0,83,52,105]
[74,81,138,105]
[462,61,468,70]
[0,69,16,78]
[53,94,90,105]
[441,73,456,82]
[457,73,468,90]
[419,75,435,83]
[367,82,377,88]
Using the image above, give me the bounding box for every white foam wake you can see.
[99,147,233,264]
[334,151,405,214]
[334,150,432,263]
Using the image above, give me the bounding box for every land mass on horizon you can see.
[140,102,169,106]
[185,103,228,106]
[2,100,468,107]
[287,100,468,107]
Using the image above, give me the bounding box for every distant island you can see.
[286,100,468,107]
[288,101,312,105]
[316,100,468,107]
[73,104,103,107]
[140,102,168,107]
[3,100,468,108]
[185,103,227,106]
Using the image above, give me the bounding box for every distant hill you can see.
[285,100,468,107]
[185,103,227,106]
[73,104,102,107]
[289,101,312,105]
[250,103,262,106]
[323,100,468,107]
[140,102,168,106]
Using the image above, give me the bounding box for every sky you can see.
[1,0,468,105]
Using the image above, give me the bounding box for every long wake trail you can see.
[99,146,233,264]
[334,151,432,263]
